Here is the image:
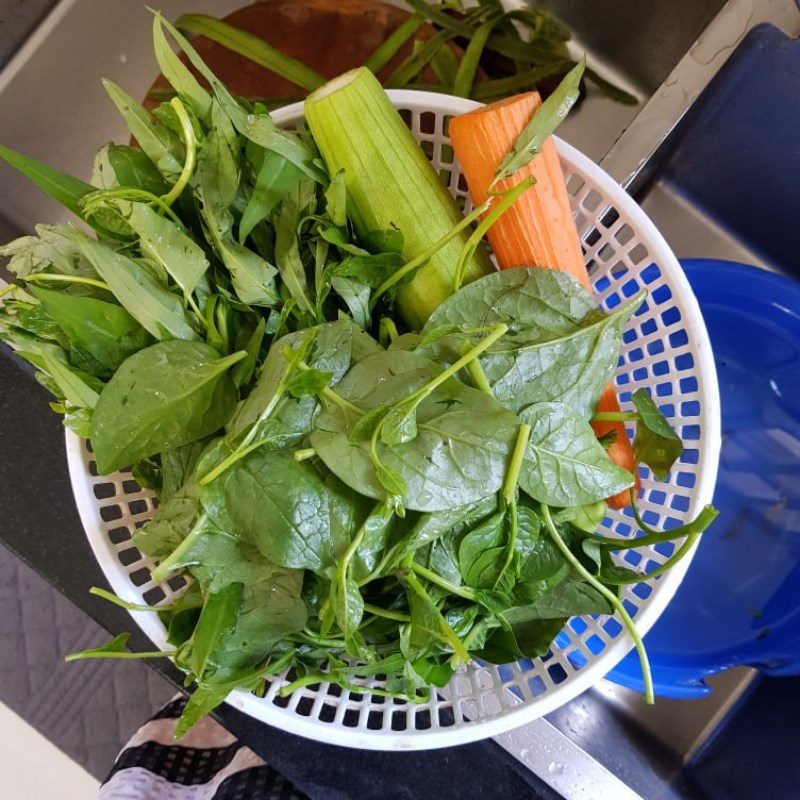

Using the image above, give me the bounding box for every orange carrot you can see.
[449,92,589,290]
[590,385,637,509]
[449,91,640,507]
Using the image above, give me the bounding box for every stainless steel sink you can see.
[1,1,799,798]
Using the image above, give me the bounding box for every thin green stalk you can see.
[90,586,176,612]
[454,177,535,290]
[602,534,700,585]
[496,424,531,587]
[460,338,493,395]
[22,273,110,292]
[384,29,454,89]
[278,672,327,695]
[472,62,571,101]
[379,317,399,347]
[593,411,639,423]
[502,423,531,505]
[200,336,318,485]
[596,501,718,550]
[150,514,207,583]
[296,629,347,648]
[371,198,491,306]
[82,187,184,228]
[429,39,459,87]
[404,0,475,37]
[298,360,364,417]
[364,13,425,73]
[410,562,477,602]
[453,15,501,97]
[407,323,508,409]
[0,282,16,300]
[160,97,196,207]
[293,447,317,462]
[363,603,410,622]
[358,542,402,587]
[200,437,265,485]
[175,14,325,92]
[65,649,172,662]
[404,568,470,662]
[542,504,654,704]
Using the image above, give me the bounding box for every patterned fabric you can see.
[99,696,308,800]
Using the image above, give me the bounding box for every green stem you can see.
[363,603,410,622]
[199,337,317,485]
[379,317,399,347]
[160,97,197,207]
[0,282,16,300]
[200,437,265,485]
[495,423,532,588]
[298,360,364,416]
[384,29,455,89]
[65,650,172,661]
[150,514,207,583]
[363,13,425,73]
[22,273,110,292]
[370,197,492,307]
[542,504,654,704]
[602,534,700,585]
[89,586,176,612]
[596,502,718,550]
[406,323,508,408]
[278,672,327,695]
[404,568,470,663]
[82,187,184,228]
[502,423,531,505]
[410,562,477,602]
[453,14,501,98]
[293,447,317,462]
[454,176,535,290]
[593,411,639,423]
[175,14,325,92]
[295,629,346,648]
[460,339,493,395]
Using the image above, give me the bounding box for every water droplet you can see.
[548,762,565,775]
[519,748,532,761]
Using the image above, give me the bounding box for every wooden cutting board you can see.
[147,0,471,106]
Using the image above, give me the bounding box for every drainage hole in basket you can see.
[342,709,360,728]
[414,709,432,730]
[118,547,141,567]
[142,586,166,605]
[167,574,187,592]
[391,712,407,732]
[99,505,123,523]
[93,483,116,500]
[128,499,149,516]
[438,706,456,727]
[130,567,150,587]
[295,696,314,717]
[108,526,131,545]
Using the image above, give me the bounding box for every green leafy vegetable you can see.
[518,402,634,507]
[491,58,585,187]
[30,286,152,372]
[90,341,244,473]
[631,388,683,479]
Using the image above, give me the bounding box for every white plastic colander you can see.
[66,91,720,750]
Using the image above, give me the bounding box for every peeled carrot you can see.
[449,92,589,290]
[449,91,639,508]
[590,385,637,508]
